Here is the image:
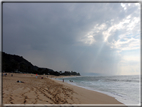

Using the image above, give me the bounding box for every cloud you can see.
[3,3,140,75]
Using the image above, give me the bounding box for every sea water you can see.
[58,75,141,106]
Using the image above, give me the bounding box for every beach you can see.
[2,73,125,106]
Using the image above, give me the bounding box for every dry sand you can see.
[2,73,125,106]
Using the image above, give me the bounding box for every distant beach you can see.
[2,73,125,106]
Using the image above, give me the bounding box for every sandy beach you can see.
[2,73,125,106]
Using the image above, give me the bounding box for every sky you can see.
[2,2,141,75]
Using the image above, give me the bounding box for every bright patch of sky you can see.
[77,3,140,75]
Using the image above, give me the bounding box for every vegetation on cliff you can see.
[2,52,80,76]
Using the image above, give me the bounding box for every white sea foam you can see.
[58,75,141,106]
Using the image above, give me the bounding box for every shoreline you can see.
[53,76,124,105]
[2,73,126,106]
[51,77,126,105]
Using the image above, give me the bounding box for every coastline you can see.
[51,77,127,106]
[2,73,125,106]
[54,76,126,105]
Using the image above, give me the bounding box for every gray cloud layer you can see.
[3,3,140,75]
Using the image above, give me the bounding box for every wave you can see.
[58,75,140,106]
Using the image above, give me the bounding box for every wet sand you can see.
[2,73,125,106]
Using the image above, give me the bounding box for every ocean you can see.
[57,75,141,106]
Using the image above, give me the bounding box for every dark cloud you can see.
[3,3,140,75]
